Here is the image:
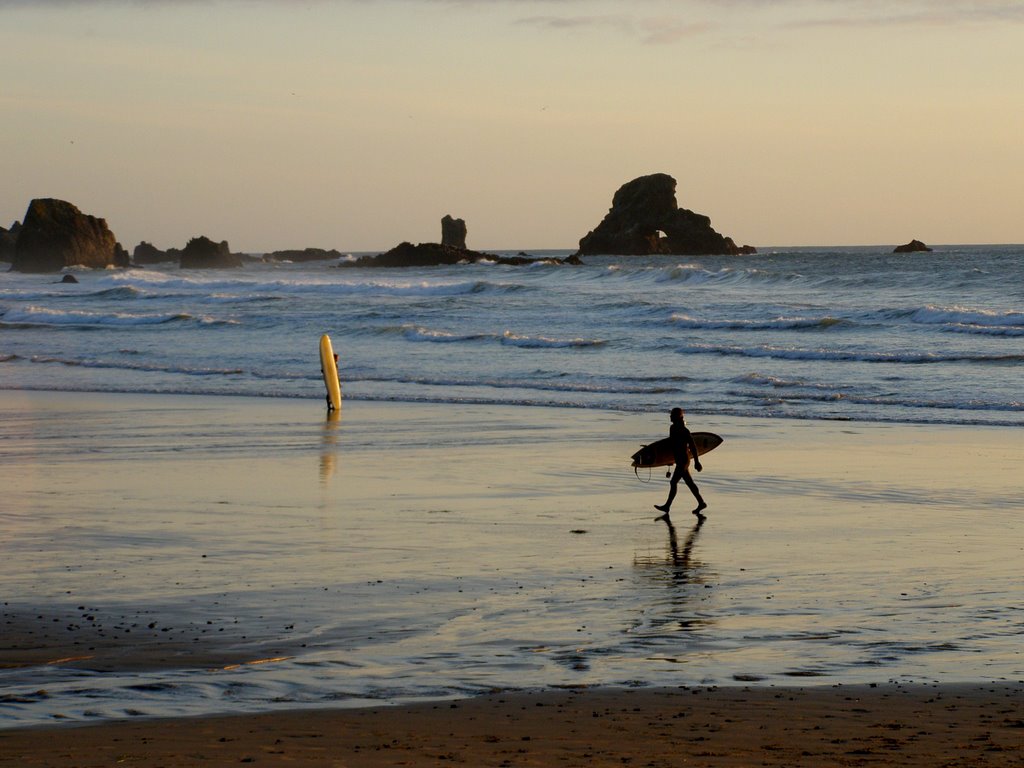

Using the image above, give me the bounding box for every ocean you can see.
[2,245,1022,426]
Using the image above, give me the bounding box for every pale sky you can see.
[1,0,1022,251]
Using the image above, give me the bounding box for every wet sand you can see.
[2,684,1022,766]
[2,390,1023,761]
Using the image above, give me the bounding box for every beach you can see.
[3,684,1023,766]
[2,389,1022,761]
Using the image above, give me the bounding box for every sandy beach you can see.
[2,390,1022,762]
[2,685,1023,766]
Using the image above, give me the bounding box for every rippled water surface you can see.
[2,392,1021,726]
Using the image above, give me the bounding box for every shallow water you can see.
[2,392,1021,727]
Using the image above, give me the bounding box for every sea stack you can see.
[441,215,467,249]
[132,241,178,265]
[894,239,932,253]
[0,222,18,262]
[576,174,755,257]
[179,236,242,269]
[10,199,129,273]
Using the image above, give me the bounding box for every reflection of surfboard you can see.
[319,334,341,412]
[631,432,723,468]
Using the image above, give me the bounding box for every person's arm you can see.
[687,431,702,472]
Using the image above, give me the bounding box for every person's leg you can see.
[655,465,683,513]
[680,467,707,514]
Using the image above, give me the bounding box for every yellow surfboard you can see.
[319,334,341,412]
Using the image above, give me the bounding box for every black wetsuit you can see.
[658,420,706,515]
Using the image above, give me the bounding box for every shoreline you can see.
[2,684,1022,766]
[3,383,1022,429]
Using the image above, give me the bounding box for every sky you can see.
[1,0,1022,251]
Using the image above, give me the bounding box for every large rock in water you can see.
[340,241,582,268]
[11,199,129,272]
[894,239,932,253]
[132,241,179,265]
[441,215,467,249]
[179,236,242,268]
[576,174,754,256]
[0,222,17,262]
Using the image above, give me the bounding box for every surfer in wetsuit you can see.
[655,407,707,519]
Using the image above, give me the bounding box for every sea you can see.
[1,245,1022,426]
[1,245,1022,727]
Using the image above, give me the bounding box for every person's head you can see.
[670,407,684,423]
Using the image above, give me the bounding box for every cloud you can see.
[516,13,711,45]
[785,2,1024,29]
[636,16,712,44]
[517,14,628,31]
[703,0,1024,28]
[4,0,1024,30]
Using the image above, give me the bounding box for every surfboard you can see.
[319,334,341,412]
[631,432,723,469]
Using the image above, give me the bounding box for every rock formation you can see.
[893,239,932,253]
[0,223,16,262]
[441,215,467,249]
[132,241,179,265]
[340,241,581,268]
[179,236,242,269]
[576,174,755,256]
[10,199,129,273]
[264,248,345,263]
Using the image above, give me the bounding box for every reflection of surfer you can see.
[663,514,704,580]
[654,407,707,519]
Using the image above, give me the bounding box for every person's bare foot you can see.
[692,501,707,516]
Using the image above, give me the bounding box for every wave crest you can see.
[0,306,235,328]
[670,313,848,331]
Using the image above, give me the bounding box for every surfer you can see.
[654,407,707,519]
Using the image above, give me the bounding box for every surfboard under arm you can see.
[630,432,723,469]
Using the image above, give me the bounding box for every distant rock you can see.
[340,241,581,268]
[132,241,178,265]
[11,199,129,273]
[441,215,467,249]
[59,274,79,284]
[342,242,495,268]
[264,248,346,263]
[0,223,16,262]
[894,239,932,253]
[179,236,242,269]
[576,174,755,256]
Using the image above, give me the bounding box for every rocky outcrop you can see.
[264,248,345,263]
[340,242,582,268]
[894,239,932,253]
[132,241,179,265]
[0,222,17,262]
[179,236,242,269]
[576,174,755,256]
[10,199,129,273]
[441,215,467,249]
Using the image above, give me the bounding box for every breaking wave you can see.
[670,313,850,331]
[0,306,234,328]
[384,325,607,349]
[98,272,525,298]
[27,355,246,376]
[678,343,1024,365]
